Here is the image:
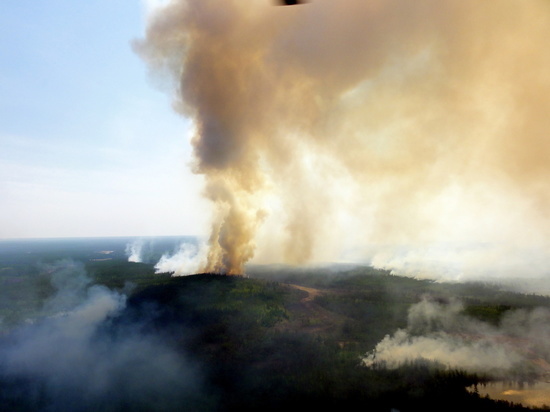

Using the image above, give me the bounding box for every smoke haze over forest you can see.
[1,237,550,410]
[0,259,204,411]
[2,2,550,410]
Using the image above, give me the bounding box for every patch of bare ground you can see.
[275,284,351,339]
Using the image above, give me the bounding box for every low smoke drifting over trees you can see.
[1,244,549,411]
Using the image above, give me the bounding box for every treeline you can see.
[117,271,548,411]
[249,264,550,325]
[1,259,549,410]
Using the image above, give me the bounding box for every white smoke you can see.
[366,242,550,287]
[362,298,550,379]
[154,241,208,275]
[125,238,145,262]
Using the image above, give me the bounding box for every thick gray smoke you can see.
[362,298,550,379]
[0,260,202,411]
[136,0,550,278]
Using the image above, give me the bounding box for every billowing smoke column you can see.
[136,0,550,276]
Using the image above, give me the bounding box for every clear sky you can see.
[0,1,210,239]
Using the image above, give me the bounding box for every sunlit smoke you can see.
[136,0,550,277]
[367,242,550,284]
[154,241,208,275]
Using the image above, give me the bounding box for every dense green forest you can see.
[0,241,549,411]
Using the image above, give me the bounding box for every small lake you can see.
[469,380,550,408]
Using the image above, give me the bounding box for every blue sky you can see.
[0,1,210,239]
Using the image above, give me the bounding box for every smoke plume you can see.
[0,260,203,410]
[154,240,208,275]
[362,298,550,379]
[126,239,145,262]
[136,0,550,276]
[125,238,160,263]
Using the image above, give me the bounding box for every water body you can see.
[470,380,550,408]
